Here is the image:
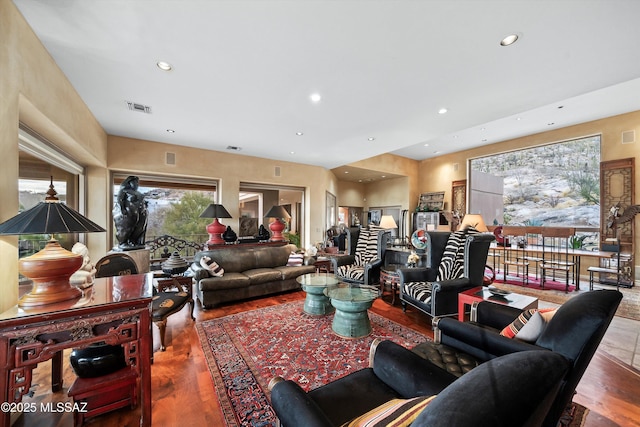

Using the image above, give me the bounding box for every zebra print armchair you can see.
[398,229,494,318]
[331,227,391,286]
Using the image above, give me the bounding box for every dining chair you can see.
[540,227,576,292]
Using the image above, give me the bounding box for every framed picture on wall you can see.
[369,209,381,226]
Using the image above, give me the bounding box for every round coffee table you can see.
[324,283,379,338]
[297,273,338,315]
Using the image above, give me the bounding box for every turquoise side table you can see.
[325,284,378,338]
[297,273,338,315]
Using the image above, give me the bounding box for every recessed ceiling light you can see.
[480,127,486,131]
[310,93,322,103]
[290,151,295,154]
[500,34,519,46]
[424,143,429,147]
[296,132,303,136]
[157,61,173,71]
[516,117,522,121]
[438,108,448,114]
[433,151,441,154]
[381,175,386,178]
[344,171,349,174]
[368,137,375,141]
[166,129,175,133]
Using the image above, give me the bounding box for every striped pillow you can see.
[342,395,436,427]
[500,308,557,342]
[287,252,304,267]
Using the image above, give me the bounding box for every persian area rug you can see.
[560,402,589,427]
[196,300,429,427]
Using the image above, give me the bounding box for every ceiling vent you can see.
[125,101,152,114]
[226,145,242,151]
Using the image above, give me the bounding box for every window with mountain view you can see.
[468,135,601,234]
[112,174,218,245]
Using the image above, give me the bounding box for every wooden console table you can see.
[0,273,153,427]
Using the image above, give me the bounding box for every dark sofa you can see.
[269,340,570,427]
[191,244,315,308]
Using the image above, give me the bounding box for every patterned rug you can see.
[494,272,576,292]
[196,300,429,427]
[492,280,640,321]
[560,402,589,427]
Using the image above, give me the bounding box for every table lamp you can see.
[200,203,232,245]
[458,214,488,232]
[379,215,398,230]
[0,178,106,307]
[264,205,291,242]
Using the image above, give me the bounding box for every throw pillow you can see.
[500,308,557,342]
[199,256,224,277]
[342,395,436,427]
[287,252,304,267]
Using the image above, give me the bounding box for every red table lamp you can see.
[200,203,232,246]
[264,205,291,242]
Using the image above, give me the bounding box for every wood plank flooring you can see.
[14,290,640,427]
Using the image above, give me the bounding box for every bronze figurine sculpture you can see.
[113,175,148,250]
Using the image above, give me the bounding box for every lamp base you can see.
[206,219,226,246]
[18,241,84,307]
[268,218,286,242]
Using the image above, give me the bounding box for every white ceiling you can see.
[14,0,640,174]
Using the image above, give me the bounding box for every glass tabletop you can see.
[324,283,379,302]
[297,272,339,287]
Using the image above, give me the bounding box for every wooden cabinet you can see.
[599,158,635,286]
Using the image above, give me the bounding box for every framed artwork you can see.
[452,180,466,214]
[326,191,336,231]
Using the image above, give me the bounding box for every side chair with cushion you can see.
[417,289,622,427]
[269,340,570,427]
[331,227,391,286]
[398,228,495,318]
[95,252,194,352]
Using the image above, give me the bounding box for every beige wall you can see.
[0,0,108,311]
[108,136,337,249]
[418,110,640,278]
[338,153,420,212]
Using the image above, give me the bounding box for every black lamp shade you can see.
[0,201,106,235]
[199,203,232,219]
[264,205,291,219]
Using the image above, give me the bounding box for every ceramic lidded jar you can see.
[161,251,189,276]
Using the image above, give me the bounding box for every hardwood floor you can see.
[15,290,640,426]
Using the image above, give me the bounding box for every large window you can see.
[239,183,304,247]
[469,135,601,229]
[112,174,217,245]
[18,126,83,258]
